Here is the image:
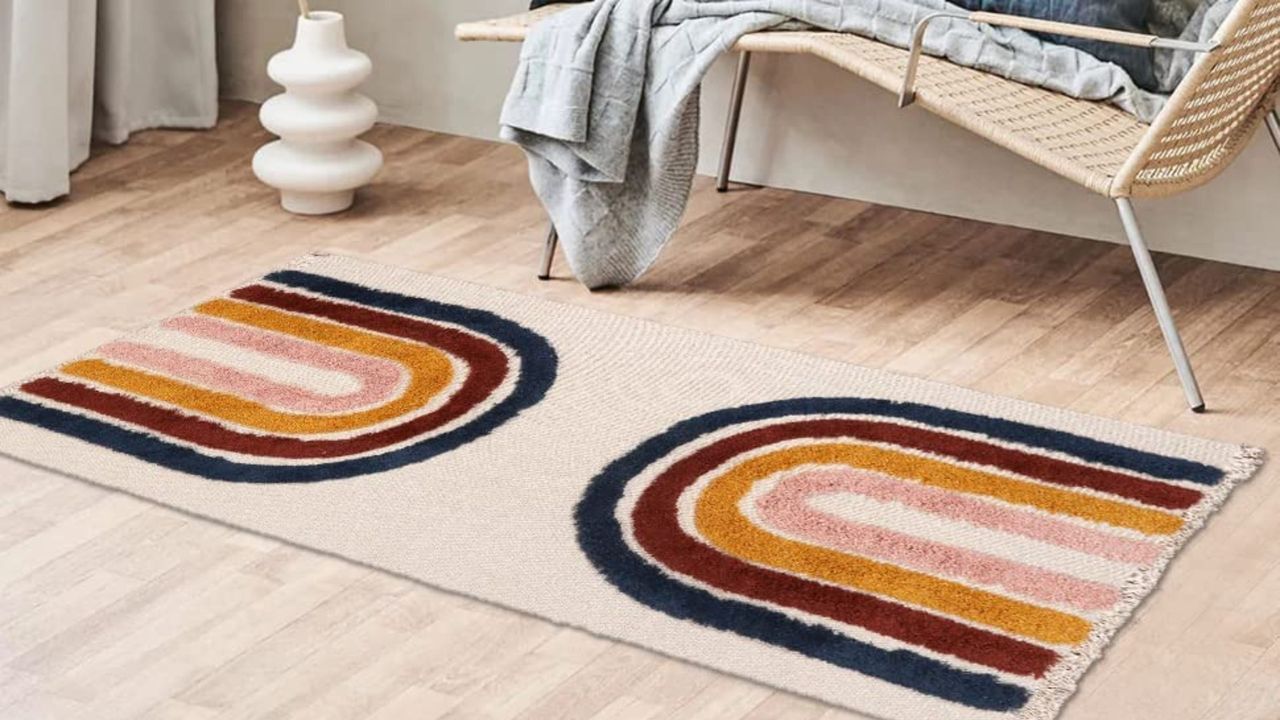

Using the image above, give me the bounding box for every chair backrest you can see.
[1115,0,1280,197]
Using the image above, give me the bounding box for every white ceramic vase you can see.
[252,11,383,215]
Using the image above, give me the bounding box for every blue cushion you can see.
[950,0,1158,89]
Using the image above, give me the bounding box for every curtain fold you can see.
[0,0,217,203]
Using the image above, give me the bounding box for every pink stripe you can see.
[756,470,1123,611]
[778,465,1161,565]
[168,316,407,398]
[97,317,407,414]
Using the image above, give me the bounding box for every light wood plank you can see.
[2,100,1278,720]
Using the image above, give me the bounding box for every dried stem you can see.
[297,0,311,18]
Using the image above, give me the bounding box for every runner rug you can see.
[0,253,1263,720]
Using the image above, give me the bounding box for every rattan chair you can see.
[457,1,1280,412]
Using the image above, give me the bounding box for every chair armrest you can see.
[455,5,575,43]
[897,10,1221,108]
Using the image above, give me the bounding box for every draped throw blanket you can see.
[501,0,1234,289]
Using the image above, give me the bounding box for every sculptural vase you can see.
[252,11,382,215]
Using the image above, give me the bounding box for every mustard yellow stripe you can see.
[61,299,452,435]
[695,445,1095,645]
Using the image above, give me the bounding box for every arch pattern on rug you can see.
[0,270,558,482]
[576,397,1223,712]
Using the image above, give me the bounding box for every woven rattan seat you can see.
[457,1,1280,411]
[457,1,1280,198]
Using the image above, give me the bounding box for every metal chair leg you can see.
[716,52,752,193]
[1115,198,1205,413]
[1266,109,1280,156]
[537,224,558,281]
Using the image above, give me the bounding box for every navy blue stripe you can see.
[641,398,1219,485]
[0,272,557,482]
[576,400,1039,710]
[575,398,1221,710]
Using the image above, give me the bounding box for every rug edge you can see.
[0,250,1268,720]
[1023,443,1267,720]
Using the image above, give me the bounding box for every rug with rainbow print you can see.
[0,253,1263,720]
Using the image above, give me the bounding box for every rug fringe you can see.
[1020,444,1266,720]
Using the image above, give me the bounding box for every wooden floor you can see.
[2,100,1279,720]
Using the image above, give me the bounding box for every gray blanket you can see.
[500,0,1234,288]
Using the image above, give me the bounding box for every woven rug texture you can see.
[0,253,1263,720]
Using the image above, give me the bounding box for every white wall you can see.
[218,2,1280,270]
[217,0,527,139]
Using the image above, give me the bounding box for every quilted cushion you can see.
[950,0,1159,89]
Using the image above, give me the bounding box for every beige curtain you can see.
[0,0,217,203]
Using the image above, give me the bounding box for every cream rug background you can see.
[0,253,1262,720]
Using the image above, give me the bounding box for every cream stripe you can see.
[801,492,1138,587]
[123,325,369,396]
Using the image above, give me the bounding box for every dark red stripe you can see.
[24,290,509,458]
[786,417,1199,510]
[633,421,1063,678]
